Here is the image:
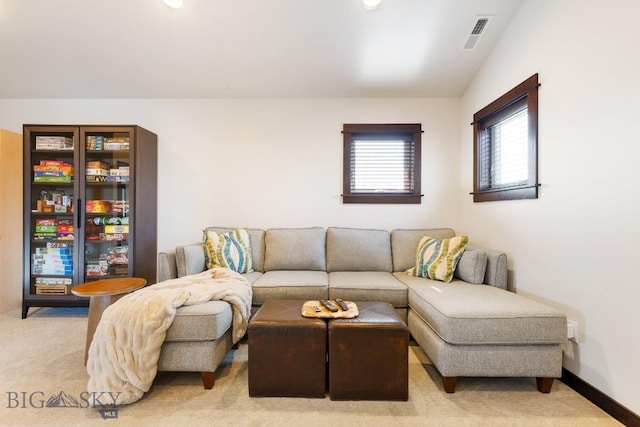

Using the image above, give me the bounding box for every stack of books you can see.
[86,135,105,150]
[104,137,130,151]
[86,136,130,151]
[33,219,74,240]
[86,200,113,213]
[33,160,74,183]
[86,259,109,277]
[108,165,129,183]
[112,200,129,214]
[35,136,74,151]
[32,247,73,275]
[35,277,73,286]
[86,160,109,183]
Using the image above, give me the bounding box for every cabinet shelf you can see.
[23,124,157,318]
[32,181,74,186]
[32,274,73,279]
[85,182,128,187]
[86,150,129,155]
[32,149,75,154]
[84,275,129,281]
[31,212,73,216]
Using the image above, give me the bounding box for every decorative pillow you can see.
[405,235,468,283]
[204,228,253,273]
[453,248,487,284]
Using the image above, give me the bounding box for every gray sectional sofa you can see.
[156,226,567,393]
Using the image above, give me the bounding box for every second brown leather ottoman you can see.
[328,301,409,401]
[248,300,327,398]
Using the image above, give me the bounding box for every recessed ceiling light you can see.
[362,0,382,10]
[163,0,183,9]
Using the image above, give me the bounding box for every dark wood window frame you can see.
[472,73,539,202]
[342,123,422,204]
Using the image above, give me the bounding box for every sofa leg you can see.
[201,372,215,389]
[443,376,457,393]
[536,377,554,393]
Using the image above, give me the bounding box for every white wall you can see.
[0,97,461,254]
[459,0,640,415]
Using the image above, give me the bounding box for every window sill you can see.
[342,194,423,204]
[472,185,538,202]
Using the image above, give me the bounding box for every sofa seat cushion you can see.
[395,273,566,345]
[252,271,329,305]
[242,271,263,284]
[165,300,232,342]
[328,272,408,307]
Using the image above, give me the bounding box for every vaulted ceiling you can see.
[0,0,524,98]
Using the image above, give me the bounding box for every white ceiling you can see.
[0,0,524,99]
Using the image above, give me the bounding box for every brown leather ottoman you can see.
[328,302,408,401]
[248,300,327,398]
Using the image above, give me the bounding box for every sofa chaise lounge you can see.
[156,226,567,393]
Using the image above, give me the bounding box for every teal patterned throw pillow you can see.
[204,228,253,273]
[406,235,468,283]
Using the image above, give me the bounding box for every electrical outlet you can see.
[567,319,579,343]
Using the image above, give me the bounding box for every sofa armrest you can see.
[468,244,508,289]
[157,248,178,282]
[176,241,207,277]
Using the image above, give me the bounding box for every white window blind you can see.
[479,106,528,190]
[351,138,414,193]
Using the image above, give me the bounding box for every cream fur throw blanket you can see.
[86,268,252,405]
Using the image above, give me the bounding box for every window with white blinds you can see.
[473,74,539,202]
[343,124,422,204]
[351,138,414,193]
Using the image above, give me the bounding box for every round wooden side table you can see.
[72,277,146,364]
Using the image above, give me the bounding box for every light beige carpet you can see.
[0,307,621,427]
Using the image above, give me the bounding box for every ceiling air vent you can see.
[462,15,493,51]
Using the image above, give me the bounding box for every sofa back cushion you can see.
[203,227,266,272]
[177,242,207,277]
[264,227,326,271]
[473,245,508,289]
[390,228,456,272]
[454,247,488,284]
[326,227,392,272]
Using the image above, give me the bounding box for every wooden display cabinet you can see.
[22,125,157,318]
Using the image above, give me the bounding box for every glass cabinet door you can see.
[27,127,79,296]
[81,128,132,281]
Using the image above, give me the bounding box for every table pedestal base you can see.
[84,293,127,365]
